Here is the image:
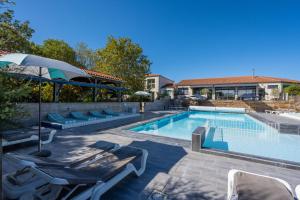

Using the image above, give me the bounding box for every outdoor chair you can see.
[89,111,108,118]
[47,113,77,124]
[102,108,120,116]
[3,145,148,200]
[227,169,295,200]
[2,127,56,147]
[70,111,98,121]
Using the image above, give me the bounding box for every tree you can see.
[200,88,210,96]
[284,84,300,96]
[75,42,98,69]
[94,36,151,92]
[0,9,35,52]
[39,39,78,66]
[0,71,31,130]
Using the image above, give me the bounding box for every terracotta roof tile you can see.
[145,74,160,77]
[0,50,10,56]
[82,68,123,82]
[177,76,300,86]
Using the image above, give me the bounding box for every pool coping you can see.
[120,110,300,170]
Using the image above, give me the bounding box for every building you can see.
[145,74,175,99]
[177,76,300,100]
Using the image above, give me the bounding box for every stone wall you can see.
[195,99,300,112]
[18,99,169,126]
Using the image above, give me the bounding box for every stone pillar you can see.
[188,87,193,96]
[256,85,259,97]
[212,86,216,100]
[235,87,238,100]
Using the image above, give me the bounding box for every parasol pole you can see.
[38,66,42,152]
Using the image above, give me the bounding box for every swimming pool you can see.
[130,111,300,163]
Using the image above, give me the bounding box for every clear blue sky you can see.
[13,0,300,82]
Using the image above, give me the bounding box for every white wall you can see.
[259,83,283,100]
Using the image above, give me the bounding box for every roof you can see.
[145,74,160,77]
[161,83,176,88]
[177,76,300,86]
[145,73,174,83]
[82,68,123,82]
[0,50,10,56]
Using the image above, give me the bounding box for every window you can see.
[267,85,278,89]
[215,87,235,100]
[147,79,155,89]
[178,88,189,95]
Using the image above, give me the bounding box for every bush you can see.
[284,84,300,96]
[0,72,31,130]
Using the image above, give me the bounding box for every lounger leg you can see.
[41,130,56,145]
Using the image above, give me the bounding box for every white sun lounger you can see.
[3,146,148,200]
[228,169,295,200]
[1,127,56,147]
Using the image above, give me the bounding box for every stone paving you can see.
[2,111,300,200]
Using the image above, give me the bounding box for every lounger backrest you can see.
[71,112,86,118]
[48,113,65,122]
[103,108,115,115]
[90,111,100,115]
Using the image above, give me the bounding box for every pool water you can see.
[130,111,300,163]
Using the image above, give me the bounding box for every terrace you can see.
[3,111,300,200]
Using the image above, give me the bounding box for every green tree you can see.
[0,71,31,130]
[39,39,78,66]
[0,9,35,52]
[75,42,98,69]
[284,84,300,96]
[95,36,151,92]
[200,88,210,96]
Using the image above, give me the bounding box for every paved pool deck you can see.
[2,111,300,200]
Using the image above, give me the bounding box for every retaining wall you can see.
[18,99,169,126]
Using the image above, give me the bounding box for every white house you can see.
[177,76,300,101]
[145,74,175,100]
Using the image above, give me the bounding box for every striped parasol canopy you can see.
[0,53,89,80]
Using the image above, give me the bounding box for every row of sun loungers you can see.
[3,141,148,200]
[265,109,296,115]
[44,109,140,129]
[1,127,56,147]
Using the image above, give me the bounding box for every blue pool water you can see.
[130,111,300,163]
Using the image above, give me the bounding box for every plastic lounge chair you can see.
[3,141,119,199]
[102,108,120,116]
[89,111,107,118]
[4,146,148,200]
[1,128,56,147]
[48,113,77,124]
[70,111,97,121]
[296,185,300,200]
[227,169,295,200]
[5,141,118,168]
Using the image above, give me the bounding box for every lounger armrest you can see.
[295,185,300,200]
[41,130,56,144]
